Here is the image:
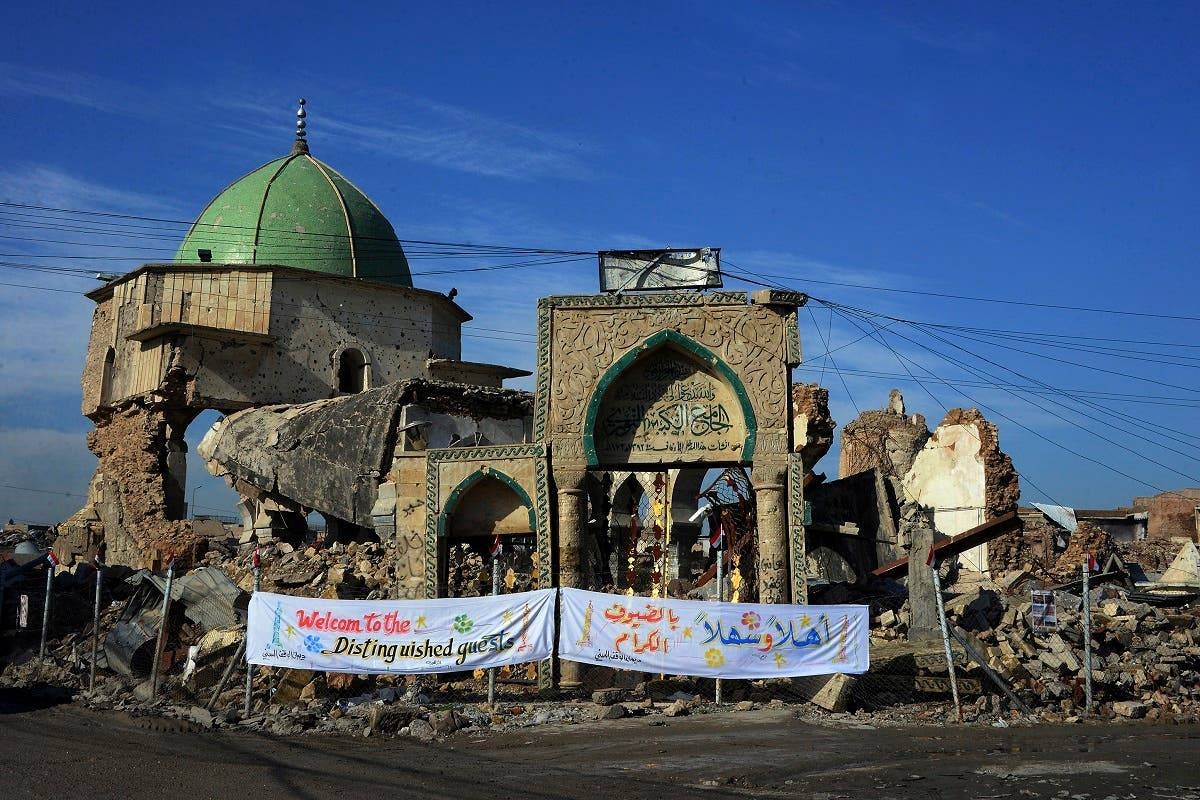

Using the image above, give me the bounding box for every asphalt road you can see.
[2,691,1198,800]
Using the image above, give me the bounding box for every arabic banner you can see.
[246,589,555,674]
[558,588,869,679]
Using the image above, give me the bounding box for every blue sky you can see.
[1,1,1198,523]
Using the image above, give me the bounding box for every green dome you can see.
[174,146,412,286]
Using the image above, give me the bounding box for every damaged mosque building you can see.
[48,102,1199,693]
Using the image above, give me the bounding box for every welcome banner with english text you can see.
[557,588,869,679]
[246,589,555,674]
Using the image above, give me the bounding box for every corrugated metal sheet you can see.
[1032,503,1078,532]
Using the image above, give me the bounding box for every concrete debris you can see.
[866,567,1200,724]
[791,383,835,473]
[198,378,531,537]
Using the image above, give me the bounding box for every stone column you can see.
[753,462,790,605]
[164,422,188,521]
[907,518,939,642]
[555,467,587,687]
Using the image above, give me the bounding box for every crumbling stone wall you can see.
[1051,520,1114,580]
[81,393,205,570]
[792,382,834,472]
[838,391,928,480]
[936,408,1019,520]
[1133,489,1200,542]
[988,509,1060,575]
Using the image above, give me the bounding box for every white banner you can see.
[558,588,869,679]
[247,589,555,674]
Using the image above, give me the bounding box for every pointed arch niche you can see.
[583,330,757,468]
[438,467,536,539]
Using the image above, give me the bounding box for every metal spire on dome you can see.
[292,98,309,154]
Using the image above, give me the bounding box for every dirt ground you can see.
[1,689,1198,800]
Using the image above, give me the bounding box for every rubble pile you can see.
[1051,521,1113,580]
[203,539,395,599]
[871,572,1200,722]
[3,516,1197,739]
[1120,538,1182,574]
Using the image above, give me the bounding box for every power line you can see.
[719,256,1200,502]
[826,299,1200,395]
[804,303,859,416]
[825,301,1200,496]
[822,303,1070,508]
[792,365,1200,408]
[0,201,594,255]
[0,272,542,344]
[723,259,1200,323]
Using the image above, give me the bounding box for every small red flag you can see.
[251,546,261,570]
[925,546,935,567]
[1086,552,1098,573]
[709,521,726,552]
[46,550,60,567]
[489,534,502,558]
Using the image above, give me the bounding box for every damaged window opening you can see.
[338,348,367,394]
[99,347,115,407]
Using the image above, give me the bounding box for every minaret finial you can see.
[292,98,309,154]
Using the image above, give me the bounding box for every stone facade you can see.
[80,264,516,419]
[1133,489,1200,542]
[534,290,806,606]
[837,392,928,480]
[902,407,1019,573]
[73,263,526,569]
[792,382,834,473]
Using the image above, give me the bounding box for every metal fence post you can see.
[244,550,260,717]
[931,556,962,722]
[207,635,247,712]
[715,549,724,706]
[488,546,501,708]
[1082,560,1093,715]
[89,560,103,692]
[150,559,175,697]
[39,553,55,660]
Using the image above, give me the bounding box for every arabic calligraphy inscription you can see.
[595,351,746,464]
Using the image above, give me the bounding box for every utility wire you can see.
[823,303,1070,508]
[825,299,1200,446]
[825,301,1200,497]
[726,261,1200,323]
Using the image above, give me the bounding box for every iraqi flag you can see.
[45,550,60,567]
[489,534,503,558]
[709,520,726,552]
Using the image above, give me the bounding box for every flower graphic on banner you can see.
[303,635,324,654]
[704,648,725,668]
[453,614,474,634]
[774,652,786,669]
[741,611,761,630]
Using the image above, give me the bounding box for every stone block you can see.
[809,673,856,712]
[592,688,626,706]
[1112,700,1148,719]
[601,704,627,720]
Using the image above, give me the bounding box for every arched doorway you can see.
[438,469,536,598]
[337,347,368,394]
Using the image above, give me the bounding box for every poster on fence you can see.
[558,588,869,678]
[246,589,556,674]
